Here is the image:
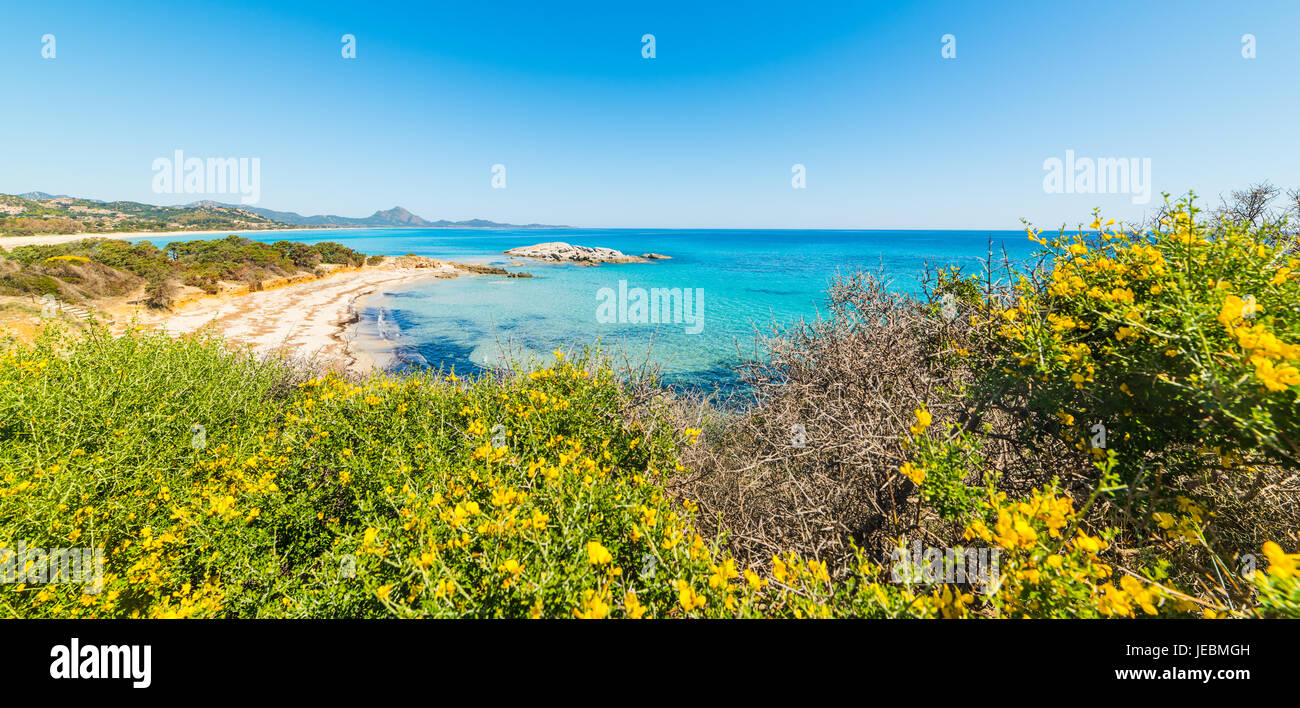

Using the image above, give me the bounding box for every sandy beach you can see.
[125,260,460,373]
[0,227,534,373]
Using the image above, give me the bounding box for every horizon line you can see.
[7,190,1098,233]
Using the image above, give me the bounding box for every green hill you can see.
[0,194,290,236]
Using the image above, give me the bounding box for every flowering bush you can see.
[3,192,1297,619]
[900,408,988,523]
[982,199,1299,485]
[0,327,939,618]
[920,196,1300,615]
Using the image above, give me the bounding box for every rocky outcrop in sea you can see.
[504,242,649,264]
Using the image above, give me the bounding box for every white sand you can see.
[133,264,458,372]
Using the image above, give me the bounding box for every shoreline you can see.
[1,232,657,376]
[339,286,396,374]
[123,261,463,374]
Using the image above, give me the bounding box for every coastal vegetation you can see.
[0,236,364,308]
[1,191,1297,618]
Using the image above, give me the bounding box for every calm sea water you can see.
[136,228,1035,390]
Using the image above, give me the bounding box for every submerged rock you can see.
[449,262,534,278]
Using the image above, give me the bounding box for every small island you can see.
[504,242,654,265]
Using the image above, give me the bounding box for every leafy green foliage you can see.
[0,236,364,302]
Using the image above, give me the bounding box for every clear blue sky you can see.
[2,0,1297,228]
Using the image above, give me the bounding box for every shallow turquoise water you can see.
[135,228,1035,390]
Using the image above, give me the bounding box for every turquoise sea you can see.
[139,228,1036,391]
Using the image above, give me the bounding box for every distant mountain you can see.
[5,192,571,233]
[191,201,568,229]
[17,191,77,201]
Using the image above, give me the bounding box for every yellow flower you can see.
[586,541,613,565]
[675,580,706,611]
[624,591,647,619]
[708,559,739,589]
[1120,575,1159,615]
[772,556,789,583]
[1217,295,1246,328]
[1073,532,1106,554]
[899,462,926,485]
[1012,517,1037,545]
[376,584,394,601]
[964,519,992,543]
[1253,359,1300,392]
[909,408,932,436]
[1262,541,1296,579]
[1097,582,1132,617]
[573,589,610,619]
